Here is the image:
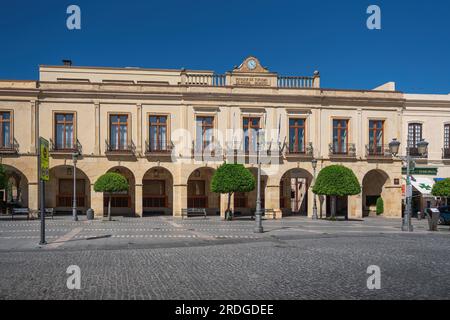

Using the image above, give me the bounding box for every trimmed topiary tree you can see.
[211,164,255,220]
[432,178,450,198]
[94,172,129,221]
[312,165,361,220]
[0,164,7,190]
[376,197,384,215]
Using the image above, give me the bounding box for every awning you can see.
[410,177,435,196]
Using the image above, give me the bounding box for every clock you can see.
[247,59,257,70]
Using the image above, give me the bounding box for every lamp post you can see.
[389,138,429,232]
[311,158,318,220]
[254,129,264,234]
[72,152,78,222]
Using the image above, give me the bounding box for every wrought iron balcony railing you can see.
[145,140,174,155]
[0,138,19,154]
[105,139,136,155]
[443,148,450,159]
[285,142,313,158]
[50,139,82,155]
[407,147,428,158]
[365,144,391,158]
[329,143,356,158]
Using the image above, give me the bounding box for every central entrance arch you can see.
[280,168,313,216]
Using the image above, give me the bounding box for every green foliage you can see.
[94,172,129,193]
[312,165,361,196]
[0,165,7,190]
[432,178,450,197]
[376,197,384,215]
[211,164,255,194]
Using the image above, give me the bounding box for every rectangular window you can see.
[332,119,348,154]
[109,114,129,150]
[143,180,165,196]
[55,113,74,150]
[195,116,214,153]
[408,123,422,148]
[368,120,384,155]
[243,117,261,153]
[0,111,12,148]
[289,118,306,153]
[149,115,168,151]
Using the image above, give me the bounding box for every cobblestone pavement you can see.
[0,215,449,299]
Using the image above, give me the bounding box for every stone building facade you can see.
[0,57,449,219]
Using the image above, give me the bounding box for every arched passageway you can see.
[142,167,173,216]
[362,169,390,217]
[46,165,91,214]
[187,167,219,215]
[1,165,29,212]
[104,167,136,217]
[280,168,313,216]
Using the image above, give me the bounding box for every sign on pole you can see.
[40,137,49,181]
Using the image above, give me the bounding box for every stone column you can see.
[265,184,280,219]
[135,183,143,217]
[348,194,363,219]
[91,184,104,219]
[383,186,402,218]
[307,187,315,218]
[28,182,39,215]
[30,100,37,153]
[173,184,187,218]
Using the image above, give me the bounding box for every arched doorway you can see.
[187,167,219,215]
[362,169,389,217]
[234,167,267,216]
[47,165,91,214]
[1,165,29,211]
[142,167,173,216]
[105,167,136,217]
[280,168,313,216]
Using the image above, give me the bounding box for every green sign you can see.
[40,137,49,181]
[402,167,438,176]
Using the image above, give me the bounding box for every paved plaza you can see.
[0,215,449,300]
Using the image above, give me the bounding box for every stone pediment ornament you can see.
[233,56,269,73]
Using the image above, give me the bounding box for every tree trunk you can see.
[108,195,112,221]
[331,196,336,220]
[226,193,232,221]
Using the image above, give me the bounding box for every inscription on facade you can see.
[235,77,269,87]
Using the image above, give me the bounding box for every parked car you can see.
[437,206,450,225]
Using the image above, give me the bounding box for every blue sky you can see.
[0,0,449,93]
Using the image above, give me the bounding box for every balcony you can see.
[0,138,19,155]
[407,147,428,159]
[105,140,136,156]
[329,143,356,159]
[285,142,313,159]
[50,139,82,155]
[365,144,391,159]
[145,140,173,157]
[443,148,450,159]
[192,141,224,161]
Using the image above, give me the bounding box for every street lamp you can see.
[254,129,264,234]
[389,138,429,232]
[72,152,78,222]
[311,158,318,220]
